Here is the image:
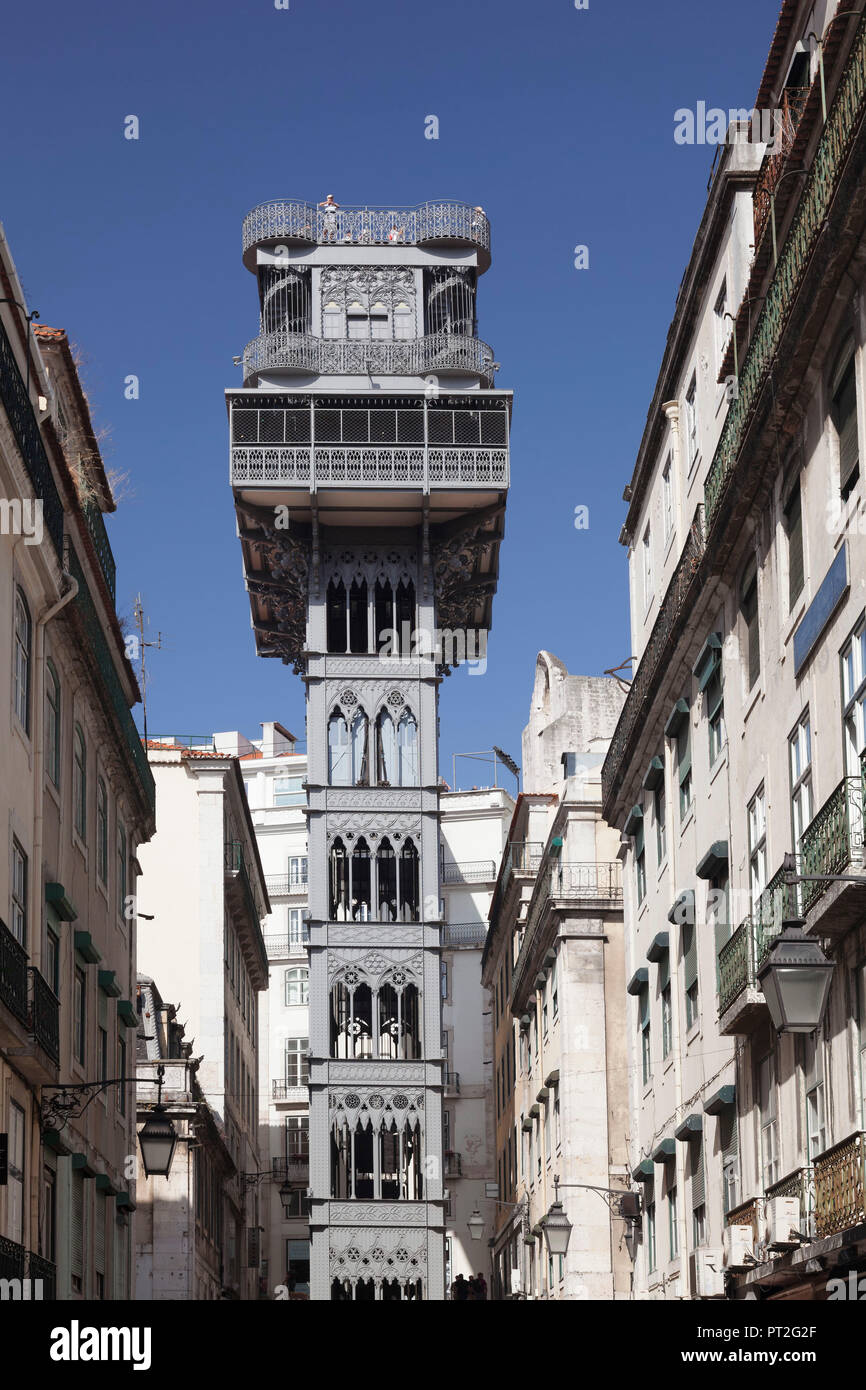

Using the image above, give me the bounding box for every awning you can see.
[646,932,669,962]
[696,842,729,880]
[627,967,649,996]
[668,889,695,926]
[675,1114,704,1141]
[703,1084,736,1115]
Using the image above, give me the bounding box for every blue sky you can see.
[1,0,780,785]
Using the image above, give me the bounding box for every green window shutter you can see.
[719,1109,738,1165]
[707,670,724,723]
[71,1169,84,1280]
[635,818,645,858]
[659,951,670,990]
[683,923,698,989]
[677,723,691,784]
[834,356,859,493]
[639,984,650,1028]
[785,483,804,606]
[95,1191,106,1276]
[690,1136,705,1210]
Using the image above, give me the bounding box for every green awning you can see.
[668,889,695,926]
[703,1084,736,1115]
[95,1174,119,1197]
[652,1138,676,1162]
[693,633,723,690]
[627,967,649,996]
[74,931,102,964]
[696,842,729,880]
[632,1159,654,1182]
[646,932,669,963]
[623,804,644,837]
[664,698,689,738]
[45,882,77,921]
[549,836,563,856]
[71,1153,96,1178]
[98,970,122,998]
[114,1191,136,1211]
[117,1000,139,1028]
[42,1129,70,1156]
[641,756,664,792]
[675,1114,704,1141]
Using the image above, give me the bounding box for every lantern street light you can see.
[542,1178,642,1260]
[137,1065,179,1179]
[756,916,834,1034]
[278,1181,294,1217]
[467,1208,485,1242]
[541,1200,572,1258]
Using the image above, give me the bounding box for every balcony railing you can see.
[766,1166,815,1240]
[444,1152,463,1178]
[81,495,116,601]
[718,865,798,1017]
[272,1154,309,1182]
[444,1071,460,1095]
[273,1079,308,1100]
[231,444,508,490]
[0,917,29,1024]
[601,509,705,814]
[800,775,864,915]
[440,860,497,884]
[512,861,622,1003]
[752,866,798,966]
[718,920,754,1016]
[27,1251,57,1300]
[814,1131,866,1238]
[752,86,812,248]
[28,967,60,1064]
[0,314,64,558]
[0,1235,26,1282]
[265,874,308,897]
[243,331,496,384]
[225,840,265,926]
[442,922,487,947]
[704,14,866,532]
[68,548,155,815]
[242,199,490,263]
[263,933,309,958]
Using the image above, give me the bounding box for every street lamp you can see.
[137,1065,179,1179]
[541,1200,572,1258]
[278,1180,294,1217]
[756,916,834,1033]
[467,1208,485,1242]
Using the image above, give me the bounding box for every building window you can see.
[842,620,866,776]
[285,1037,309,1086]
[685,374,698,469]
[831,337,859,501]
[642,526,653,610]
[711,874,730,985]
[784,479,804,609]
[289,909,309,948]
[740,561,760,691]
[683,921,699,1031]
[13,587,31,733]
[635,814,646,905]
[289,856,308,887]
[116,822,128,920]
[713,279,728,374]
[274,776,305,807]
[720,1108,740,1216]
[677,715,692,819]
[655,780,666,865]
[645,1198,656,1274]
[748,787,767,903]
[689,1138,706,1247]
[45,925,60,995]
[802,1033,826,1159]
[74,966,87,1065]
[790,712,813,859]
[118,1033,127,1115]
[96,778,109,884]
[707,662,725,764]
[45,660,61,785]
[8,1101,25,1244]
[73,724,87,842]
[11,838,27,946]
[98,1025,108,1082]
[661,972,673,1060]
[758,1051,779,1188]
[286,1238,311,1296]
[662,455,674,544]
[639,984,651,1085]
[551,958,558,1019]
[284,967,309,1006]
[668,1182,679,1260]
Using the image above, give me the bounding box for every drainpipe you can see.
[32,561,78,965]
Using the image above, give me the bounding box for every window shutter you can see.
[785,484,804,605]
[707,670,724,723]
[719,1109,738,1166]
[659,951,670,990]
[95,1193,106,1277]
[683,924,698,989]
[690,1137,705,1210]
[639,985,650,1029]
[114,1218,127,1300]
[71,1170,84,1279]
[635,817,645,858]
[833,351,859,492]
[677,724,691,783]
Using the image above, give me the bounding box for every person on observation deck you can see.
[318,193,340,241]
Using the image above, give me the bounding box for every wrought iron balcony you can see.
[243,330,495,385]
[718,920,754,1018]
[263,933,309,959]
[272,1154,309,1183]
[225,840,266,927]
[27,1250,57,1300]
[766,1166,815,1241]
[511,861,623,1004]
[273,1079,308,1100]
[752,86,812,249]
[242,199,491,269]
[27,966,60,1064]
[799,774,866,928]
[442,922,487,947]
[440,860,497,884]
[0,1235,26,1282]
[80,495,116,601]
[265,873,308,897]
[814,1131,866,1238]
[0,314,64,558]
[718,866,796,1028]
[0,917,28,1025]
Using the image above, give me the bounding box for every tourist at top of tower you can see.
[318,193,340,241]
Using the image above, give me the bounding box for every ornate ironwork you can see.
[27,1251,56,1299]
[28,966,59,1064]
[814,1131,866,1238]
[243,330,495,384]
[718,920,754,1016]
[704,14,866,530]
[0,1235,26,1282]
[752,86,812,247]
[225,840,265,925]
[265,872,308,896]
[753,865,798,965]
[511,861,622,1003]
[726,1197,759,1231]
[242,199,490,261]
[40,1077,135,1131]
[601,508,705,813]
[81,496,116,601]
[799,775,864,913]
[0,916,29,1024]
[67,547,155,814]
[442,923,487,947]
[440,860,496,883]
[0,314,64,557]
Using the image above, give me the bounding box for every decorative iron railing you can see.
[601,508,706,813]
[27,1251,56,1299]
[262,933,309,958]
[800,774,865,914]
[0,916,29,1024]
[725,1197,759,1232]
[28,966,60,1064]
[718,920,754,1015]
[442,923,487,947]
[814,1131,866,1238]
[243,331,495,384]
[766,1165,815,1238]
[231,444,509,489]
[0,314,64,558]
[273,1079,309,1100]
[68,548,155,814]
[511,862,622,1002]
[0,1235,26,1282]
[752,86,812,247]
[81,496,116,601]
[704,14,866,531]
[272,1154,309,1182]
[753,866,799,966]
[225,840,265,925]
[440,860,497,884]
[242,200,490,260]
[265,874,308,897]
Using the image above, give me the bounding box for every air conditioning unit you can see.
[764,1196,802,1249]
[692,1248,725,1299]
[722,1224,756,1270]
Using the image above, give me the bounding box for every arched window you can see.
[397,711,418,785]
[326,580,347,653]
[376,709,397,785]
[328,712,350,785]
[350,709,369,785]
[73,724,87,842]
[379,982,421,1060]
[330,838,349,919]
[330,981,372,1059]
[284,967,309,1006]
[399,839,420,921]
[376,838,397,920]
[351,838,372,919]
[45,659,60,786]
[13,588,31,732]
[349,579,368,653]
[96,777,109,884]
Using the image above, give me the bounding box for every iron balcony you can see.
[243,331,496,387]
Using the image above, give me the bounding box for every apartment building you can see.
[0,238,155,1301]
[136,739,269,1298]
[605,0,866,1300]
[483,653,630,1299]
